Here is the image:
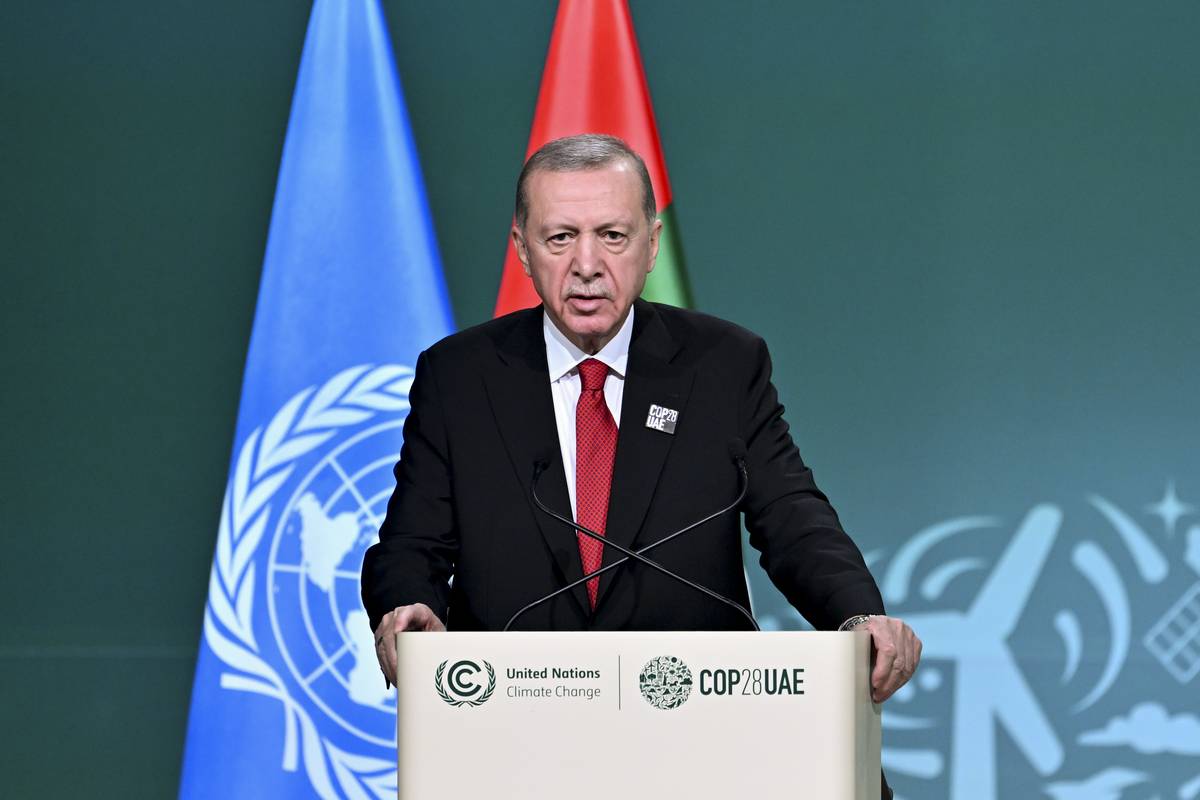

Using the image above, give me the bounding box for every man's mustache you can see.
[562,282,613,300]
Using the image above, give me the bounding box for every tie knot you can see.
[577,358,609,392]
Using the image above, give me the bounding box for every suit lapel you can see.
[483,308,590,616]
[595,301,694,610]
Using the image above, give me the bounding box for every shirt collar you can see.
[543,306,635,383]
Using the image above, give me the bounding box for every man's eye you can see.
[602,231,627,242]
[547,233,571,244]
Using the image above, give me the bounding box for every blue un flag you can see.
[179,1,453,796]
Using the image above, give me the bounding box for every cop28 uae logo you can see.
[435,660,496,707]
[639,655,694,710]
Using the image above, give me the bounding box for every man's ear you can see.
[646,217,663,274]
[511,225,531,276]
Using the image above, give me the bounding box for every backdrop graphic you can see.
[751,490,1200,799]
[178,1,452,796]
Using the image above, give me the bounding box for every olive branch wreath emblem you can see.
[434,660,497,707]
[202,363,413,800]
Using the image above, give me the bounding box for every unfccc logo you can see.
[434,659,496,707]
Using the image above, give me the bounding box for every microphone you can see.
[504,440,758,631]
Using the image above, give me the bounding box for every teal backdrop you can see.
[2,1,1198,798]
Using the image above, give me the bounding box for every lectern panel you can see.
[395,631,880,799]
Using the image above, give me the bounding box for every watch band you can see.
[838,614,874,631]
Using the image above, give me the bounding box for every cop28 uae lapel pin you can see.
[645,404,679,434]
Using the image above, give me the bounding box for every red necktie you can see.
[575,358,617,609]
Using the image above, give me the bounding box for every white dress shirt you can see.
[543,307,634,518]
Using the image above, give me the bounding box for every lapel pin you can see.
[645,403,679,434]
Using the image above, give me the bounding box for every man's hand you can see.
[852,615,922,703]
[374,603,446,688]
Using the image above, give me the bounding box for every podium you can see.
[394,631,881,799]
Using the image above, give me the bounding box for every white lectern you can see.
[394,631,880,799]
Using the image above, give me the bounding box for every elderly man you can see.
[362,135,919,729]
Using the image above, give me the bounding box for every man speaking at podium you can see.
[362,135,921,731]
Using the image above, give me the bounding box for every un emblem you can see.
[267,419,405,746]
[639,655,694,710]
[434,660,497,707]
[202,364,415,797]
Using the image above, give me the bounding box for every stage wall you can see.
[1,2,1197,797]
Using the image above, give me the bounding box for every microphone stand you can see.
[503,457,758,631]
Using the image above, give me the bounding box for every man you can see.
[362,133,919,708]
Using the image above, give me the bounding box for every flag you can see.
[493,0,692,316]
[179,1,453,797]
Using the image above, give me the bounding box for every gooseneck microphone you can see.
[503,439,758,631]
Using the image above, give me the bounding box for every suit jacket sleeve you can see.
[739,335,885,630]
[361,350,456,632]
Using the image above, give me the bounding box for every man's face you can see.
[512,164,661,354]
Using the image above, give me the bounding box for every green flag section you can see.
[642,205,690,306]
[493,0,692,316]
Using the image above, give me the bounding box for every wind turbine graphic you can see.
[900,505,1065,799]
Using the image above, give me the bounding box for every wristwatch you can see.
[838,614,874,631]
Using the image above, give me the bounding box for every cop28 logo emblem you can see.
[202,364,415,798]
[639,655,694,710]
[434,659,497,707]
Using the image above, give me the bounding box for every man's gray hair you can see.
[514,134,657,229]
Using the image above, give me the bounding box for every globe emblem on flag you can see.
[267,419,404,748]
[198,363,426,794]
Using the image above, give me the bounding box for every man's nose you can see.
[572,233,603,278]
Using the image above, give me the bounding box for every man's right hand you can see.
[374,603,446,688]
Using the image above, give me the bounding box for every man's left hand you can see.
[853,615,921,703]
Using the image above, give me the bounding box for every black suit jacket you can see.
[362,300,885,633]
